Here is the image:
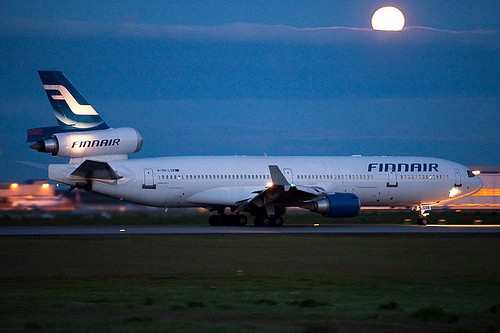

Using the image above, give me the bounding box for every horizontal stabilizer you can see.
[71,160,122,180]
[27,125,103,142]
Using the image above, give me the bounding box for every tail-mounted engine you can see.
[29,127,143,158]
[303,193,360,218]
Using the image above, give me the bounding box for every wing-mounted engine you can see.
[302,193,360,218]
[29,127,143,159]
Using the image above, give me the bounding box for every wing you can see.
[235,165,326,212]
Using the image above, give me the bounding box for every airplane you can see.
[28,71,483,226]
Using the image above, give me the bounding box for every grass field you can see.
[1,233,499,332]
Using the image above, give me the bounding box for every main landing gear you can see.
[208,214,285,227]
[414,205,431,226]
[209,207,248,226]
[208,207,285,227]
[254,215,284,227]
[253,206,286,227]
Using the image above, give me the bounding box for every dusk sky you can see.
[0,1,499,182]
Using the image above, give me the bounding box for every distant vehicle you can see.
[28,71,482,225]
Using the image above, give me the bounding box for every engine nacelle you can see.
[29,127,143,158]
[304,193,360,218]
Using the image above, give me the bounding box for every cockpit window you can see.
[467,170,475,178]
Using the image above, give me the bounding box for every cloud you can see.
[15,160,48,170]
[1,17,498,46]
[402,26,500,45]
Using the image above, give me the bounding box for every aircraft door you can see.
[283,168,293,184]
[142,168,157,189]
[387,170,398,187]
[454,169,462,187]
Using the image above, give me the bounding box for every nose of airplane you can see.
[468,173,483,195]
[474,175,483,192]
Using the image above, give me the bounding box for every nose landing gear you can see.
[414,205,431,225]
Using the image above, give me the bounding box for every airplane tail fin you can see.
[28,71,142,160]
[27,71,109,142]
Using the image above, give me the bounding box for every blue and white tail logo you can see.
[27,71,109,142]
[38,71,108,129]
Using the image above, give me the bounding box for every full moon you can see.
[371,6,405,31]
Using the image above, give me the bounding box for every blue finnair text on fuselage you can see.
[368,162,439,173]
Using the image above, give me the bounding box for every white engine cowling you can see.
[30,127,143,158]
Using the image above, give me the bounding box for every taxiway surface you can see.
[1,224,499,236]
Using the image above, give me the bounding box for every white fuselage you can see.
[49,155,482,209]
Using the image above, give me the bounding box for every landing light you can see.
[449,187,461,197]
[41,183,50,190]
[472,170,481,175]
[10,183,19,190]
[266,182,273,188]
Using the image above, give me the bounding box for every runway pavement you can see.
[0,224,499,236]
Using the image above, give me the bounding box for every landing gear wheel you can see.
[254,216,271,227]
[235,215,247,226]
[255,215,283,227]
[270,215,284,227]
[417,217,428,226]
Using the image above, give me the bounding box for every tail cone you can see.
[29,138,57,154]
[30,141,45,152]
